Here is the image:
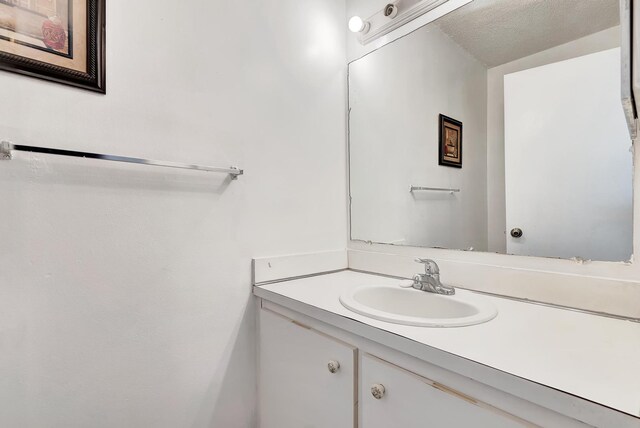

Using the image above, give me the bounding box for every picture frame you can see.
[0,0,105,93]
[439,114,462,168]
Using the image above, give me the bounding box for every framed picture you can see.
[0,0,105,92]
[439,114,462,168]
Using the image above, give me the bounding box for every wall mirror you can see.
[348,0,634,262]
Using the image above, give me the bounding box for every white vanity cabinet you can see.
[255,270,640,428]
[259,307,532,428]
[258,308,357,428]
[360,353,527,428]
[258,302,606,428]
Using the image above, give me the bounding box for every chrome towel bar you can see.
[0,141,243,179]
[410,186,460,193]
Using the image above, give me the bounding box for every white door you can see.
[258,308,356,428]
[360,353,529,428]
[504,48,633,261]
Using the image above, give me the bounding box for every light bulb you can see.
[348,16,369,33]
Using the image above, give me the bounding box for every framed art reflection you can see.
[439,114,462,168]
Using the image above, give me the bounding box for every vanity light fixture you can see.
[383,3,399,19]
[348,16,370,34]
[354,0,468,45]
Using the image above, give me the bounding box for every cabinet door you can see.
[360,353,533,428]
[259,308,357,428]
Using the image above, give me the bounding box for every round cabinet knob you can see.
[327,360,340,374]
[510,228,523,238]
[371,384,386,399]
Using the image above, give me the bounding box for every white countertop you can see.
[255,270,640,419]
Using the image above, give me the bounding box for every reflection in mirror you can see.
[348,0,633,262]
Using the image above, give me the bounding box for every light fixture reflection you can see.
[348,16,370,34]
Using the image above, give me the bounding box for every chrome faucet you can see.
[412,258,455,295]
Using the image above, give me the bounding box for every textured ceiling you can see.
[434,0,620,67]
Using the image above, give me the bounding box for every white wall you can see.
[0,0,347,427]
[349,24,488,250]
[486,27,621,252]
[504,48,632,261]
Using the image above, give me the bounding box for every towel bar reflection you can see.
[410,186,460,194]
[0,141,243,179]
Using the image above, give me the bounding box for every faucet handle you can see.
[415,258,440,275]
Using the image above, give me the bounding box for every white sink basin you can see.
[339,285,497,327]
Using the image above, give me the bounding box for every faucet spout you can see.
[412,259,455,295]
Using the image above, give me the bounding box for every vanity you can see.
[256,0,640,426]
[254,267,640,428]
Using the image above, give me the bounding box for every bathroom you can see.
[0,0,638,427]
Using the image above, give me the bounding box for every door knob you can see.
[510,228,523,238]
[371,384,386,399]
[327,360,340,374]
